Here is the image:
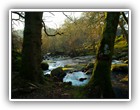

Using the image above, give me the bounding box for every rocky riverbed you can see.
[42,55,128,88]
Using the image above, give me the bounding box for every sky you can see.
[43,12,82,29]
[12,12,82,30]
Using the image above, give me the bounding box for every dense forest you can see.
[11,11,129,99]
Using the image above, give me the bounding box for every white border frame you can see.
[9,9,131,101]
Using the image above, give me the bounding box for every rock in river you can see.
[79,78,87,82]
[41,62,49,70]
[51,67,66,82]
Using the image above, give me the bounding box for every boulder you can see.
[79,78,87,82]
[51,67,66,82]
[41,62,49,70]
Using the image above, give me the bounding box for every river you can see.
[43,55,124,86]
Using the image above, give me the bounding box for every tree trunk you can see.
[86,12,120,98]
[20,12,44,83]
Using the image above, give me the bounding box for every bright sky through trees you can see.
[12,12,82,30]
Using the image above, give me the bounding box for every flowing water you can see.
[43,55,124,86]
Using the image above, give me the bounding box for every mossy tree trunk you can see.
[20,12,44,83]
[86,12,120,98]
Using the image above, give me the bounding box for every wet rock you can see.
[41,62,49,70]
[51,67,66,82]
[79,78,87,82]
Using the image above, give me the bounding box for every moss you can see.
[114,35,128,60]
[120,74,128,82]
[114,40,127,49]
[62,68,73,71]
[88,60,115,98]
[124,60,128,64]
[62,67,74,73]
[115,35,123,42]
[64,64,86,71]
[111,64,128,73]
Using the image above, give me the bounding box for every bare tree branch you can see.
[12,20,18,26]
[42,20,63,37]
[12,18,24,22]
[62,12,77,24]
[119,20,128,43]
[49,12,55,16]
[121,12,128,24]
[12,12,63,36]
[12,12,25,19]
[12,12,25,29]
